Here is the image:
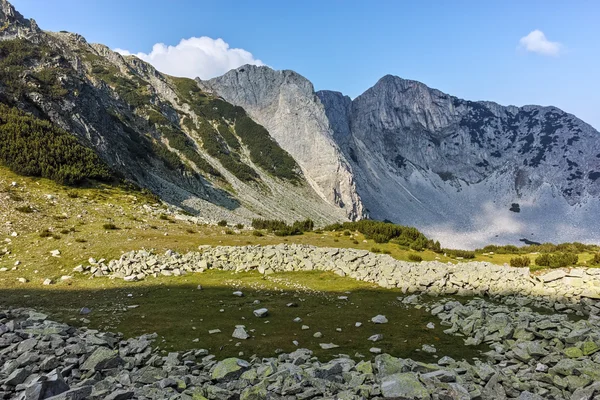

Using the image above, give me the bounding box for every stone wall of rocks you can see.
[80,244,600,304]
[2,296,600,399]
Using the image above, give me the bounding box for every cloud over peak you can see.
[115,37,264,80]
[518,30,562,56]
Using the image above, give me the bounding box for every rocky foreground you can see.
[2,291,600,399]
[78,244,600,307]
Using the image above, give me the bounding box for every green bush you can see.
[535,253,578,268]
[252,230,264,237]
[235,223,244,229]
[408,254,423,262]
[443,249,476,259]
[510,256,531,268]
[224,229,234,235]
[251,218,313,236]
[15,205,34,213]
[0,103,113,185]
[592,253,600,265]
[322,220,437,251]
[217,220,228,227]
[103,223,118,230]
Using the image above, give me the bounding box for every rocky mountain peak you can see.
[0,0,40,38]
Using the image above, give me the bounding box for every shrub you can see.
[103,223,118,230]
[75,238,87,243]
[535,253,578,268]
[252,230,264,237]
[592,253,600,265]
[39,229,53,238]
[352,240,359,245]
[251,218,313,236]
[443,249,476,259]
[510,256,531,268]
[186,229,196,234]
[224,229,234,235]
[408,254,423,262]
[217,220,228,227]
[60,229,71,235]
[343,230,351,236]
[159,214,170,220]
[235,223,244,229]
[371,247,382,253]
[15,205,34,213]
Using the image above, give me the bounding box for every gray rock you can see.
[253,308,268,318]
[380,372,430,399]
[371,315,388,324]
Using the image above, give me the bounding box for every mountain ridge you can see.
[205,65,600,248]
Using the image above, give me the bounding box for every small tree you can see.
[510,256,531,268]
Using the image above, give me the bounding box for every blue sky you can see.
[12,0,600,129]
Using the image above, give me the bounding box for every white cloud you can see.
[518,30,562,56]
[114,37,264,80]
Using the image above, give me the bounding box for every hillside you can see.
[0,0,346,226]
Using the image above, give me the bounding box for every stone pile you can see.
[77,244,600,304]
[2,301,600,399]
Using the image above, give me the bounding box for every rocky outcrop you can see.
[75,245,600,306]
[201,63,600,247]
[319,75,600,248]
[199,65,366,220]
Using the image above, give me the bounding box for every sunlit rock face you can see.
[206,67,600,248]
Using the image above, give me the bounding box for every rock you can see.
[421,344,436,353]
[368,334,383,342]
[293,317,302,323]
[286,302,298,307]
[540,270,567,282]
[240,382,268,400]
[4,368,30,386]
[564,347,584,358]
[211,358,249,381]
[25,369,70,400]
[426,322,435,329]
[43,278,52,285]
[371,315,388,324]
[50,250,61,257]
[253,308,268,318]
[370,347,382,354]
[79,307,91,315]
[81,347,123,371]
[233,291,244,297]
[380,372,430,399]
[319,343,339,350]
[232,325,250,340]
[44,385,92,400]
[103,390,134,400]
[208,329,221,334]
[355,322,362,327]
[313,332,323,338]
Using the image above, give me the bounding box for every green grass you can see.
[0,270,485,362]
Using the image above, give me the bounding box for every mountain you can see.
[202,67,600,248]
[0,0,346,225]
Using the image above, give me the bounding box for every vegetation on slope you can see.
[235,116,301,183]
[173,76,301,183]
[0,103,112,185]
[0,38,68,100]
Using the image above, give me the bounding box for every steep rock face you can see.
[0,0,346,225]
[199,65,365,220]
[319,76,600,247]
